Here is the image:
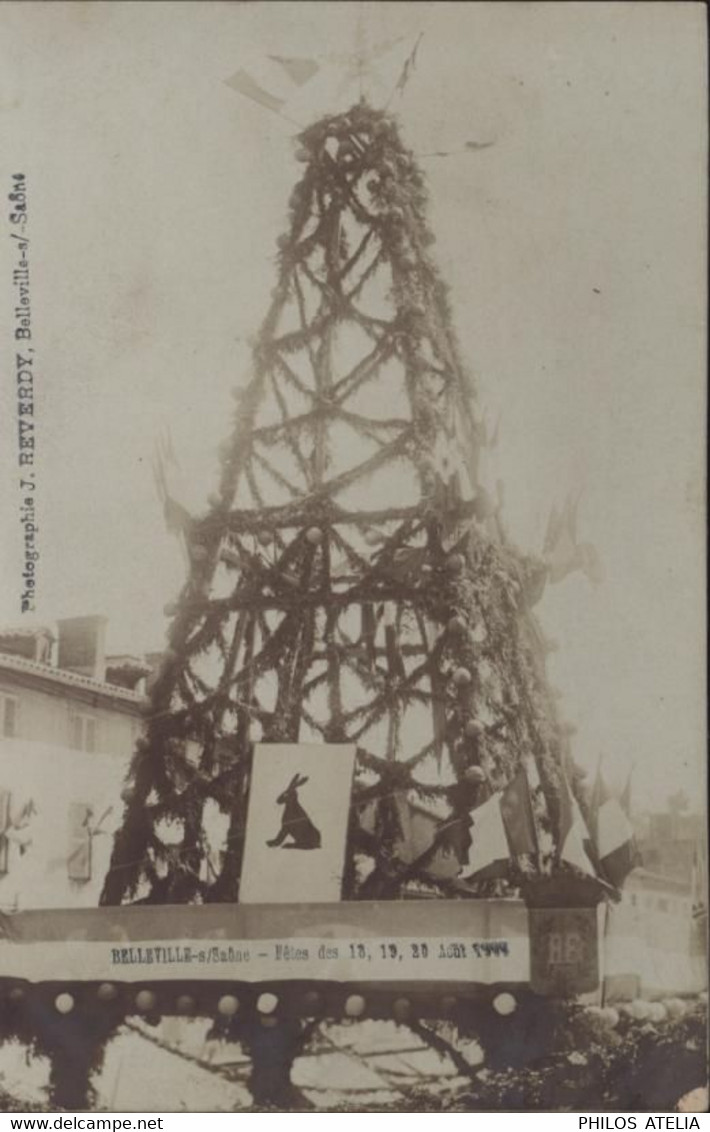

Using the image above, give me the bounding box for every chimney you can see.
[56,615,107,682]
[0,626,55,664]
[144,651,165,693]
[105,655,151,693]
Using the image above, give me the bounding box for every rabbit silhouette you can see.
[266,773,322,849]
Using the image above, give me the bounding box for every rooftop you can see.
[627,867,693,894]
[0,649,145,705]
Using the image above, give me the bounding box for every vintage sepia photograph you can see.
[0,0,707,1115]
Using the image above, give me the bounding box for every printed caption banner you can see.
[0,900,531,985]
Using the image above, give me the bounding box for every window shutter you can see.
[70,714,82,751]
[0,790,10,874]
[85,718,97,754]
[67,802,92,881]
[69,714,98,752]
[2,698,17,738]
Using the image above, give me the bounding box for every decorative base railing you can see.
[0,887,604,1108]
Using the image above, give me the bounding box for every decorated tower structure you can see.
[102,102,574,910]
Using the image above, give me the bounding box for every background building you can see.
[604,803,707,1000]
[0,616,148,910]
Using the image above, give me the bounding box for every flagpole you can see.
[621,760,636,815]
[386,33,424,111]
[525,759,543,878]
[592,751,603,842]
[599,893,611,1007]
[356,2,365,102]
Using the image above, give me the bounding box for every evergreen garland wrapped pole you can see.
[102,101,575,910]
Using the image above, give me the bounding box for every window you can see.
[70,712,98,753]
[1,694,18,738]
[0,790,9,874]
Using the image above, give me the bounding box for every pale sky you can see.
[0,1,706,810]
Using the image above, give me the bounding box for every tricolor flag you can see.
[590,763,640,888]
[224,57,320,123]
[543,492,604,586]
[558,771,597,877]
[459,768,538,881]
[225,37,420,128]
[152,429,193,564]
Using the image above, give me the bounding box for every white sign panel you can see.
[0,933,527,985]
[0,899,532,987]
[239,743,356,903]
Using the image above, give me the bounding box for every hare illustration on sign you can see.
[266,773,322,849]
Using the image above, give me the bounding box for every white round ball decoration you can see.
[135,989,157,1013]
[257,992,279,1015]
[345,994,366,1018]
[631,999,650,1021]
[217,994,239,1017]
[452,667,472,688]
[600,1006,620,1029]
[648,1002,667,1024]
[55,993,75,1015]
[492,992,516,1016]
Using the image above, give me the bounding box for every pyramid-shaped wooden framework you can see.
[102,102,571,907]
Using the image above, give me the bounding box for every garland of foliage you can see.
[2,993,704,1112]
[0,986,124,1110]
